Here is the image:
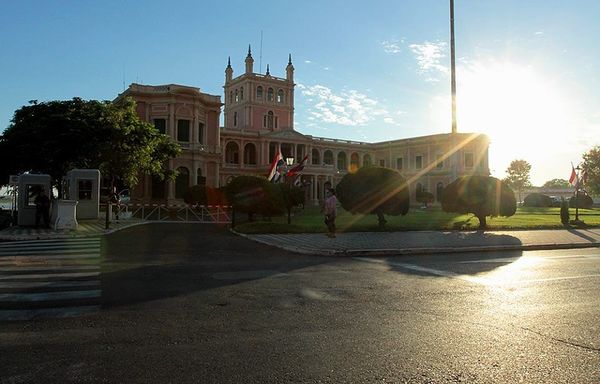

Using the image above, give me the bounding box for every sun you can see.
[431,59,574,182]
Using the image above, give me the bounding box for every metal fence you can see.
[115,204,232,224]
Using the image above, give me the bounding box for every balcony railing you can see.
[177,142,222,154]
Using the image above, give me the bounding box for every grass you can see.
[233,205,600,234]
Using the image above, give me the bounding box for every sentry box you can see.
[17,174,51,226]
[63,169,101,219]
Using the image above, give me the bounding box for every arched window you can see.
[235,89,239,102]
[225,142,240,164]
[244,143,257,165]
[363,154,372,167]
[256,86,263,99]
[337,152,347,171]
[230,91,233,104]
[265,111,274,129]
[267,87,274,101]
[436,182,444,202]
[277,89,284,103]
[350,153,359,169]
[233,112,237,127]
[197,168,205,185]
[311,149,320,165]
[323,150,334,165]
[240,87,244,100]
[175,167,189,199]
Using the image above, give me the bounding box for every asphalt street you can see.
[1,224,599,383]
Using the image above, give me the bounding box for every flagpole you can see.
[450,0,457,134]
[575,165,580,222]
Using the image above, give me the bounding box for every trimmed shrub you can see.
[279,183,305,224]
[336,167,409,228]
[523,193,553,207]
[224,176,283,221]
[441,175,516,229]
[569,193,593,209]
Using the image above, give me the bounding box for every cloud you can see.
[380,39,403,54]
[297,84,395,127]
[304,60,312,64]
[409,41,449,81]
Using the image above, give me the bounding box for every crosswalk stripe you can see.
[0,271,100,280]
[0,237,102,248]
[0,280,100,289]
[0,248,100,256]
[0,243,101,252]
[0,305,100,321]
[0,290,101,302]
[0,265,100,273]
[0,254,99,265]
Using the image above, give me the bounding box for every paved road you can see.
[0,224,599,383]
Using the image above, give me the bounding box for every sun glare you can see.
[430,60,575,181]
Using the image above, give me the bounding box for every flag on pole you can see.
[569,164,578,187]
[286,155,309,178]
[267,151,285,182]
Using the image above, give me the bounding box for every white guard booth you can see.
[64,169,101,219]
[17,174,52,226]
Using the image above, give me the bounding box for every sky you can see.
[1,0,599,186]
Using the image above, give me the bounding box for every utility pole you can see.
[450,0,457,134]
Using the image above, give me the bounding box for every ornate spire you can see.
[288,54,292,65]
[266,64,270,76]
[227,56,231,68]
[247,44,252,58]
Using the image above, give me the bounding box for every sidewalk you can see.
[0,219,147,241]
[239,228,600,256]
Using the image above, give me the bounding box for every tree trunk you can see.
[287,207,291,224]
[376,211,387,229]
[477,213,487,230]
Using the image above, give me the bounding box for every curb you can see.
[232,230,600,257]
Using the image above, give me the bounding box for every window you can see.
[415,155,423,169]
[198,123,204,144]
[266,111,274,129]
[312,149,320,165]
[337,152,347,171]
[177,120,190,142]
[379,159,385,167]
[240,87,244,100]
[244,143,257,165]
[233,112,237,127]
[323,150,334,165]
[436,154,444,169]
[275,116,278,129]
[363,154,372,167]
[277,89,284,103]
[235,89,239,102]
[396,157,403,170]
[257,86,263,99]
[350,153,359,169]
[267,88,274,101]
[196,168,205,186]
[175,167,189,199]
[465,153,474,168]
[225,142,240,164]
[436,182,444,202]
[230,91,233,103]
[78,180,93,200]
[153,118,166,134]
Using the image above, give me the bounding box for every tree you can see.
[0,97,180,194]
[582,146,600,195]
[224,176,283,221]
[523,193,553,207]
[278,183,305,224]
[569,192,593,209]
[441,175,516,229]
[542,179,570,189]
[336,167,409,229]
[503,159,531,203]
[416,190,434,207]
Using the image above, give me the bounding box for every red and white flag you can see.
[267,151,284,182]
[569,164,578,187]
[286,155,309,178]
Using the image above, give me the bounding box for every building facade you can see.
[117,48,490,205]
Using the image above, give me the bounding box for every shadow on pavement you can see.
[566,228,598,243]
[100,224,333,307]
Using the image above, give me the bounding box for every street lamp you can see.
[285,157,295,166]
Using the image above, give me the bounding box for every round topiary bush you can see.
[569,193,593,209]
[523,193,553,207]
[441,175,516,229]
[336,166,409,228]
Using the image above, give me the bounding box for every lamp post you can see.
[575,165,581,223]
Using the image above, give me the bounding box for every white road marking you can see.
[0,248,100,256]
[0,272,100,280]
[0,265,99,272]
[0,280,100,289]
[0,290,101,302]
[0,238,100,246]
[0,254,99,265]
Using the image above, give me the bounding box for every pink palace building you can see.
[116,47,490,205]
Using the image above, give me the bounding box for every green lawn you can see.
[234,205,600,234]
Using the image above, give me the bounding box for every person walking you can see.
[34,189,51,228]
[324,188,337,238]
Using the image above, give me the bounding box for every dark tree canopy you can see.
[336,167,409,228]
[582,146,600,195]
[278,183,305,224]
[441,175,517,229]
[569,193,593,209]
[542,178,570,189]
[523,193,553,207]
[0,97,180,192]
[224,175,283,220]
